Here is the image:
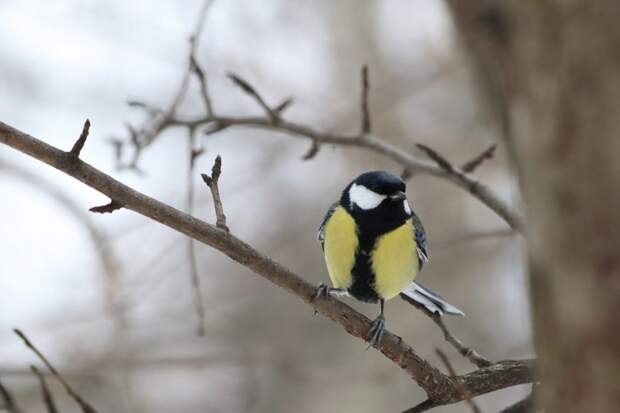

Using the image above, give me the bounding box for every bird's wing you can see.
[411,211,429,269]
[317,201,339,251]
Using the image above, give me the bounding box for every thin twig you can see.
[13,329,98,413]
[201,155,229,232]
[274,97,294,115]
[190,54,214,117]
[186,127,207,335]
[400,294,492,368]
[0,122,535,408]
[89,199,124,214]
[416,143,455,173]
[31,366,58,413]
[116,0,215,171]
[227,72,277,122]
[360,65,371,135]
[435,348,482,413]
[69,119,90,157]
[461,143,497,173]
[0,376,22,413]
[301,140,320,160]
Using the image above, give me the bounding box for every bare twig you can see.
[432,314,492,368]
[274,97,294,115]
[0,376,22,413]
[116,0,215,171]
[400,294,492,368]
[227,72,277,122]
[301,140,320,160]
[461,143,497,173]
[360,65,371,135]
[201,155,229,232]
[89,199,124,214]
[190,54,214,117]
[416,143,455,173]
[31,366,58,413]
[186,127,207,335]
[0,122,535,408]
[13,329,98,413]
[435,349,482,413]
[69,119,90,157]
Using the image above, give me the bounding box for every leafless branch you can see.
[13,329,98,413]
[201,155,229,232]
[435,348,482,413]
[0,122,535,409]
[360,65,371,135]
[186,127,207,335]
[190,54,214,117]
[31,365,58,413]
[0,376,22,413]
[461,143,497,173]
[89,199,124,214]
[115,0,215,171]
[416,143,455,173]
[400,294,492,368]
[69,119,90,157]
[301,140,320,161]
[227,72,277,122]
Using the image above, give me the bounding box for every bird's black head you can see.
[340,171,412,232]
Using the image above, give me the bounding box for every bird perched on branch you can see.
[317,171,463,346]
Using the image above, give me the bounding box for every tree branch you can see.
[201,155,229,232]
[360,65,371,135]
[167,113,525,231]
[13,329,97,413]
[187,127,207,335]
[435,348,481,413]
[400,293,492,368]
[0,121,534,408]
[0,376,22,413]
[31,365,58,413]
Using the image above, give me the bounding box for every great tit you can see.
[317,171,463,346]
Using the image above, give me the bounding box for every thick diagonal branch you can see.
[0,121,534,407]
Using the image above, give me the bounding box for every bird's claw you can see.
[314,283,330,299]
[366,315,385,349]
[313,283,329,315]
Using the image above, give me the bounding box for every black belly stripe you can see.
[343,200,410,303]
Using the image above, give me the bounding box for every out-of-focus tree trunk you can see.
[447,1,620,412]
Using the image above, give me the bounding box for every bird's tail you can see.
[400,281,465,316]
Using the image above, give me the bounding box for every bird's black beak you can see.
[389,191,406,201]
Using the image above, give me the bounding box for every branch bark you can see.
[0,120,533,409]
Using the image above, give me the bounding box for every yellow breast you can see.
[371,219,419,300]
[323,206,358,289]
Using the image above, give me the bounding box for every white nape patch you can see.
[403,200,411,215]
[349,183,386,210]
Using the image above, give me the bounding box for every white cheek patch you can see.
[403,200,411,215]
[349,183,386,210]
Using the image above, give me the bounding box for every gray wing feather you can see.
[411,211,429,269]
[318,202,339,251]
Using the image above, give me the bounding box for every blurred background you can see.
[0,1,532,412]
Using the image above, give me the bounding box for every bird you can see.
[316,170,463,347]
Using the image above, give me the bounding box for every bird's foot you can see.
[312,283,329,315]
[366,315,385,349]
[314,283,330,299]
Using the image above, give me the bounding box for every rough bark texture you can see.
[447,1,620,411]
